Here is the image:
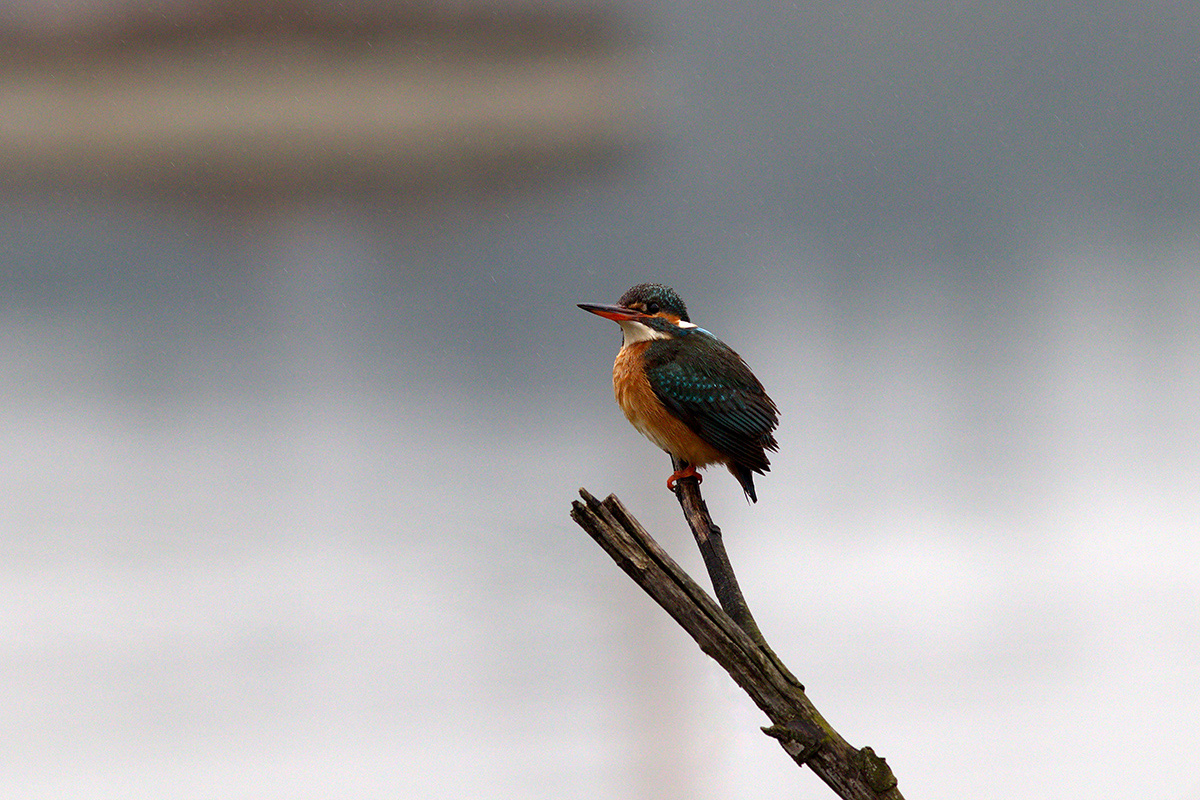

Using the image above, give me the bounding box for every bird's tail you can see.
[730,464,758,503]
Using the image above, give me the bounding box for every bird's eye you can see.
[646,302,660,314]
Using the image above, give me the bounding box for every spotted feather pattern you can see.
[642,329,779,481]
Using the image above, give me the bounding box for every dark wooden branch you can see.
[570,488,903,800]
[669,455,803,689]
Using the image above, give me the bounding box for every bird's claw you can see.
[667,464,702,492]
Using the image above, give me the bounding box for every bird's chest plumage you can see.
[612,342,724,467]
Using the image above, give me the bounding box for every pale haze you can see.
[2,2,1199,799]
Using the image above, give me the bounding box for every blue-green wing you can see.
[643,333,779,472]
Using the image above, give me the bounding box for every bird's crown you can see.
[617,284,690,324]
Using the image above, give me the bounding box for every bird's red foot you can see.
[667,464,702,492]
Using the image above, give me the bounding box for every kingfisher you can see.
[579,283,779,502]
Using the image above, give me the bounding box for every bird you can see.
[578,283,779,502]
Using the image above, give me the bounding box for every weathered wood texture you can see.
[668,457,804,689]
[570,488,903,800]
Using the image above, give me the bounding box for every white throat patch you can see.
[618,319,670,345]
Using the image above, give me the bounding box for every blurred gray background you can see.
[3,1,1198,798]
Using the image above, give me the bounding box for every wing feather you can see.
[643,333,779,473]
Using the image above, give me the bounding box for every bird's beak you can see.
[578,303,646,322]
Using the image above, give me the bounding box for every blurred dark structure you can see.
[0,1,642,193]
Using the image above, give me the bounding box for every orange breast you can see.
[613,342,727,468]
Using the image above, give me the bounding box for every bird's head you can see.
[578,283,698,344]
